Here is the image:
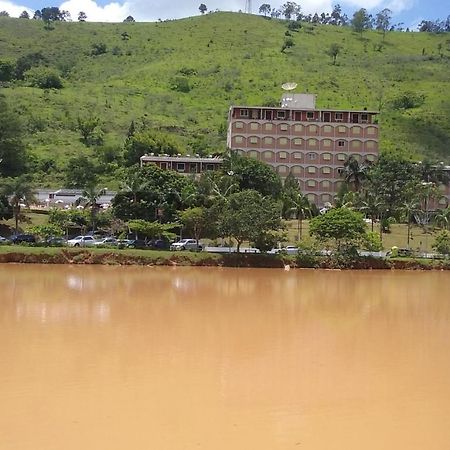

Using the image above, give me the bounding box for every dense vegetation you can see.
[0,12,450,187]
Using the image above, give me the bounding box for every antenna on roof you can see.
[281,82,298,91]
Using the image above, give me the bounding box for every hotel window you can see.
[308,125,318,133]
[337,140,345,147]
[337,153,346,161]
[335,112,343,121]
[279,151,288,159]
[323,125,332,133]
[250,122,259,130]
[176,163,185,172]
[307,166,317,174]
[279,137,288,145]
[352,126,361,135]
[322,167,331,174]
[322,180,331,189]
[323,153,332,161]
[292,165,302,175]
[351,140,361,149]
[263,151,273,160]
[293,152,302,160]
[278,165,288,174]
[280,123,288,131]
[308,139,317,147]
[264,123,273,131]
[366,140,375,149]
[307,152,317,160]
[235,122,244,129]
[249,136,258,144]
[264,137,273,144]
[323,139,332,148]
[293,138,302,146]
[338,126,346,133]
[249,150,258,158]
[307,180,316,187]
[240,109,248,117]
[235,136,244,144]
[307,193,316,202]
[361,113,368,123]
[367,127,376,136]
[277,110,286,119]
[306,111,314,120]
[294,124,303,132]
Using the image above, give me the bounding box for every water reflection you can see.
[0,265,449,450]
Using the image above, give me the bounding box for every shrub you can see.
[170,76,191,93]
[296,238,319,268]
[25,66,63,89]
[433,230,450,256]
[91,42,107,56]
[391,91,425,110]
[363,231,383,251]
[0,59,15,81]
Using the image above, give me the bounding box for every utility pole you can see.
[245,0,252,14]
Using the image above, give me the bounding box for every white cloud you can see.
[386,0,415,14]
[0,0,32,16]
[59,0,131,22]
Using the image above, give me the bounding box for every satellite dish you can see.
[282,82,298,91]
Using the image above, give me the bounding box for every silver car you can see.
[67,236,97,247]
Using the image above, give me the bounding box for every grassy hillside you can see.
[1,12,449,186]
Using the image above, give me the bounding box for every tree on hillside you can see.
[199,4,207,14]
[64,156,99,189]
[330,4,347,26]
[0,11,10,17]
[375,8,392,40]
[0,95,27,177]
[326,43,341,65]
[217,190,282,253]
[1,176,36,233]
[33,10,42,20]
[78,11,87,22]
[25,66,63,89]
[77,116,103,146]
[259,4,271,17]
[15,51,47,80]
[280,2,300,20]
[351,8,372,36]
[19,11,30,19]
[0,59,15,82]
[123,15,135,22]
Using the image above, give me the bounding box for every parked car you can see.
[269,246,299,255]
[45,236,67,247]
[67,235,97,247]
[0,236,10,244]
[148,238,170,250]
[125,239,150,249]
[94,237,118,247]
[386,247,414,258]
[170,239,202,251]
[10,234,36,244]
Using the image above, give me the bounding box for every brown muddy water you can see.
[0,265,449,450]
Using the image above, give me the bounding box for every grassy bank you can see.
[0,246,449,270]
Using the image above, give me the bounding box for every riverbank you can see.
[0,247,449,270]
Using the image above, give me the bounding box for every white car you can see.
[67,236,97,247]
[269,246,299,255]
[170,239,202,251]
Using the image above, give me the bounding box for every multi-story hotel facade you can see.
[227,93,380,206]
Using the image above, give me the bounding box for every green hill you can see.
[1,12,449,187]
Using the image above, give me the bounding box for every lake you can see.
[1,265,449,449]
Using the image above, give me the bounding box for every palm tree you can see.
[285,191,312,240]
[1,176,36,233]
[434,207,450,230]
[402,198,420,248]
[76,185,107,233]
[343,156,369,192]
[120,171,148,204]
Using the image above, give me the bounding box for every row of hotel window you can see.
[237,150,377,163]
[232,122,378,136]
[232,136,378,151]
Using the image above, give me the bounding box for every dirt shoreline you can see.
[0,249,449,270]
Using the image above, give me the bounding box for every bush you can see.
[25,66,63,89]
[91,42,107,56]
[0,59,15,81]
[391,91,425,110]
[363,231,383,251]
[433,230,450,256]
[295,238,319,268]
[170,76,191,93]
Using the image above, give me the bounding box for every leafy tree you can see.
[281,37,294,52]
[64,156,99,189]
[326,43,341,65]
[351,8,372,36]
[363,231,382,251]
[25,66,63,89]
[27,224,63,241]
[179,207,209,243]
[124,130,183,165]
[0,194,13,220]
[223,152,282,198]
[280,2,300,20]
[19,11,30,19]
[330,4,347,26]
[15,51,47,79]
[0,59,15,82]
[259,4,271,16]
[0,95,27,177]
[309,207,367,252]
[39,7,68,22]
[434,207,450,230]
[432,230,450,256]
[123,15,135,22]
[76,186,108,232]
[199,4,207,14]
[375,8,392,39]
[33,10,42,19]
[91,42,107,56]
[1,176,36,233]
[0,11,9,17]
[217,189,282,253]
[170,76,190,93]
[127,219,178,240]
[78,11,87,22]
[77,116,103,146]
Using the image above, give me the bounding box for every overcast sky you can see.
[0,0,447,30]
